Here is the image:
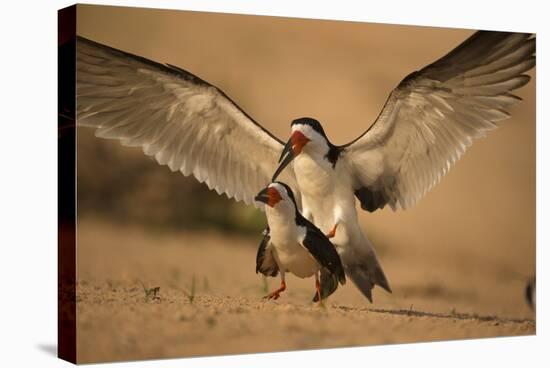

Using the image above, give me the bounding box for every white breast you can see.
[293,154,357,235]
[295,154,338,196]
[265,207,320,278]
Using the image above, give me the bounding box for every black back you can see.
[272,181,345,284]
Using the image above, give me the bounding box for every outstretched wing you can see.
[343,31,535,211]
[77,36,299,208]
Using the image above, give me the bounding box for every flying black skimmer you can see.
[254,182,346,302]
[76,31,535,302]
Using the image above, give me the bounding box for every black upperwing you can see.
[255,227,279,277]
[298,219,346,286]
[271,181,345,300]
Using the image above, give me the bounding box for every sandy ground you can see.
[76,220,534,363]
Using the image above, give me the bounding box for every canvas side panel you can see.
[58,4,77,364]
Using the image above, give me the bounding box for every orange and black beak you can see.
[254,188,270,205]
[272,131,309,181]
[254,187,282,208]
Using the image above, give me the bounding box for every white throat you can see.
[292,124,330,160]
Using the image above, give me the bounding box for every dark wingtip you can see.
[348,269,375,303]
[312,269,341,302]
[339,270,347,286]
[377,278,392,294]
[364,291,373,303]
[374,266,392,294]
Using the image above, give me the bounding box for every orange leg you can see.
[263,280,286,300]
[315,273,322,304]
[326,223,338,239]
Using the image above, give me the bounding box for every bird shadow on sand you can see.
[333,305,534,325]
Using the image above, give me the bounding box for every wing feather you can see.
[76,36,299,208]
[343,31,535,211]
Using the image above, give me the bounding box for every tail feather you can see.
[341,246,391,303]
[374,262,392,293]
[347,266,374,302]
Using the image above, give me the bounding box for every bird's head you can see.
[272,117,330,180]
[254,181,298,211]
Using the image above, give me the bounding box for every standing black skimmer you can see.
[76,31,535,302]
[254,182,346,302]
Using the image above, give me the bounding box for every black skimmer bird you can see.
[76,31,535,302]
[271,32,535,301]
[254,182,346,302]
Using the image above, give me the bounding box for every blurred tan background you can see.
[75,4,535,363]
